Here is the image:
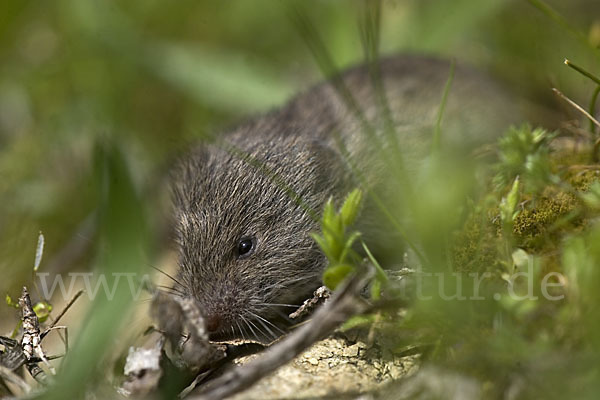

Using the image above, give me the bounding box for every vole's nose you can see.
[205,313,221,333]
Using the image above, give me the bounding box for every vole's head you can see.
[172,131,342,341]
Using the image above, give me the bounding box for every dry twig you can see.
[289,285,331,319]
[19,287,55,376]
[552,87,600,129]
[190,273,371,400]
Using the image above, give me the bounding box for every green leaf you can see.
[322,198,336,227]
[370,279,382,301]
[500,176,520,226]
[33,301,53,323]
[323,228,343,263]
[323,263,355,290]
[362,241,389,284]
[339,231,362,264]
[506,176,520,218]
[341,314,377,331]
[5,294,18,308]
[310,233,332,262]
[340,188,363,227]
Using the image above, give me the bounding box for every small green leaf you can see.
[323,263,355,290]
[340,189,363,227]
[33,301,53,323]
[322,199,336,227]
[323,229,343,262]
[370,279,382,300]
[310,233,330,259]
[339,231,362,264]
[500,176,520,226]
[362,241,389,284]
[507,176,520,215]
[5,294,18,308]
[341,314,377,331]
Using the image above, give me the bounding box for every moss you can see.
[451,207,502,274]
[564,167,600,191]
[511,151,600,251]
[512,189,580,250]
[451,150,600,273]
[553,146,600,191]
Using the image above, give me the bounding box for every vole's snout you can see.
[193,280,246,339]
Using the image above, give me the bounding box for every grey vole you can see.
[171,55,524,341]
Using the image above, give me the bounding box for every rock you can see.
[229,336,419,399]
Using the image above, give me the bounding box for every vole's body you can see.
[172,55,523,340]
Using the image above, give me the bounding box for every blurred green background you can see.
[2,0,600,397]
[1,0,599,320]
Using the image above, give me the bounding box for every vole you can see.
[171,54,525,341]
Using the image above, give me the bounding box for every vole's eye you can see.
[237,237,255,257]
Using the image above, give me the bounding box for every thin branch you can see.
[43,289,84,335]
[552,88,600,129]
[526,0,590,48]
[189,273,371,400]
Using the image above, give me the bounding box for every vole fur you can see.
[171,55,523,340]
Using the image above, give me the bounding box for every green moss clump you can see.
[452,151,600,273]
[512,189,579,249]
[451,207,502,274]
[510,152,600,251]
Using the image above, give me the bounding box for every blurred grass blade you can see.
[564,59,600,86]
[432,60,455,153]
[526,0,591,47]
[400,0,507,50]
[359,0,409,190]
[151,43,296,112]
[287,3,379,147]
[590,86,600,134]
[42,141,148,399]
[63,0,295,113]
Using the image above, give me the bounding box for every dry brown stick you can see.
[19,287,55,376]
[42,289,84,336]
[189,273,371,400]
[552,88,600,161]
[552,88,600,128]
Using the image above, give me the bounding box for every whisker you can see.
[235,320,247,341]
[255,303,300,308]
[275,309,295,322]
[248,311,285,336]
[248,317,274,341]
[247,314,275,339]
[260,274,320,293]
[240,316,259,339]
[155,287,184,298]
[149,265,184,288]
[156,284,184,294]
[134,298,155,304]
